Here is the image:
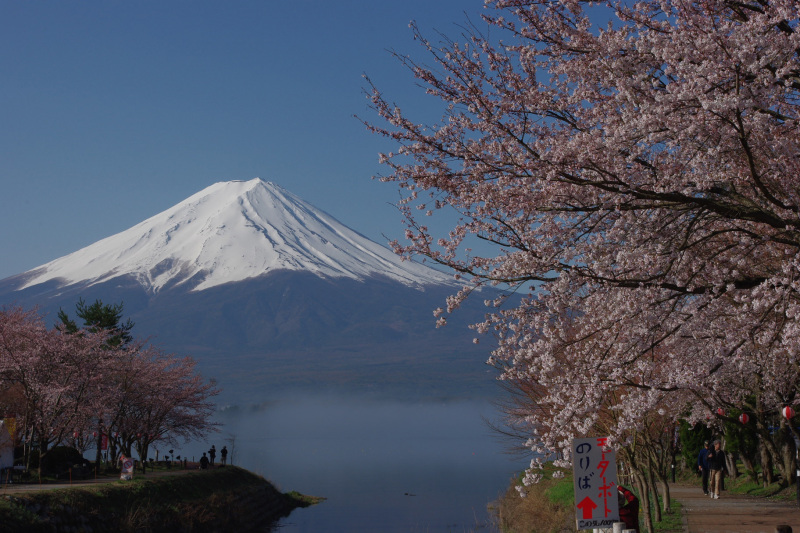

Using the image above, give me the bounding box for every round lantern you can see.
[716,408,726,416]
[782,406,795,420]
[739,413,749,424]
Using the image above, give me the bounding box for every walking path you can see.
[671,483,800,533]
[0,468,197,495]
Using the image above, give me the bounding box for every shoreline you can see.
[0,465,320,532]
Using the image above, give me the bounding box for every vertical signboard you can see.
[572,436,620,530]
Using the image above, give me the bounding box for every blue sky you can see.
[0,0,484,280]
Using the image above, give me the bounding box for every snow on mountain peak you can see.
[18,178,456,292]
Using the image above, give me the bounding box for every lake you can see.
[181,392,529,532]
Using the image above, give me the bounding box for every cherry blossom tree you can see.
[0,307,112,477]
[0,306,219,474]
[364,0,800,492]
[108,344,218,462]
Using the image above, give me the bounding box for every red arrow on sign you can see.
[577,496,598,519]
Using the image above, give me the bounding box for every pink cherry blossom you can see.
[363,0,800,509]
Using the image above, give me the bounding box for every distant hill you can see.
[0,179,500,402]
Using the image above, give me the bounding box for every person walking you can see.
[220,445,228,466]
[707,439,727,499]
[697,440,711,495]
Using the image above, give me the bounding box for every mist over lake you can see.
[181,391,529,532]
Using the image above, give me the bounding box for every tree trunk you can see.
[646,445,672,513]
[760,440,774,486]
[657,472,671,513]
[634,470,655,533]
[94,429,102,466]
[646,462,662,523]
[763,434,789,486]
[739,450,758,483]
[779,420,796,486]
[726,451,739,479]
[36,437,49,483]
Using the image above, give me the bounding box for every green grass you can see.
[652,496,684,532]
[509,467,684,533]
[724,470,798,501]
[544,475,574,507]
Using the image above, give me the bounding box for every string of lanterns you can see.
[713,406,795,424]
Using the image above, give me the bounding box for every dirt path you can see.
[670,483,800,533]
[0,468,198,495]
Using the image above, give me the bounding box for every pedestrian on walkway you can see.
[707,439,727,499]
[697,440,711,495]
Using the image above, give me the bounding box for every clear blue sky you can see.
[0,0,484,280]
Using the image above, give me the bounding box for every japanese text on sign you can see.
[572,436,620,530]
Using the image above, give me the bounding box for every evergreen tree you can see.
[57,298,134,348]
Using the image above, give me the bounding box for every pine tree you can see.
[57,298,134,348]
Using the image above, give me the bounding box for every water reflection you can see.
[184,393,527,532]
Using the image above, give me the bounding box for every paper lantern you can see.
[739,413,749,424]
[716,408,725,416]
[782,406,795,420]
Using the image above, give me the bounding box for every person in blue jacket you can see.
[697,440,711,495]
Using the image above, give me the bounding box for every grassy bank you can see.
[490,466,574,532]
[492,467,684,533]
[0,466,322,532]
[495,464,800,533]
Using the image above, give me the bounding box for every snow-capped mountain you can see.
[16,178,454,293]
[0,179,496,401]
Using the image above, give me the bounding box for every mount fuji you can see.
[0,179,495,400]
[14,178,456,293]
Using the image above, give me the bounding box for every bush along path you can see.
[0,466,323,532]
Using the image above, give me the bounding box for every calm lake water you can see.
[182,392,528,532]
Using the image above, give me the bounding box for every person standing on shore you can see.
[707,440,727,499]
[697,440,711,495]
